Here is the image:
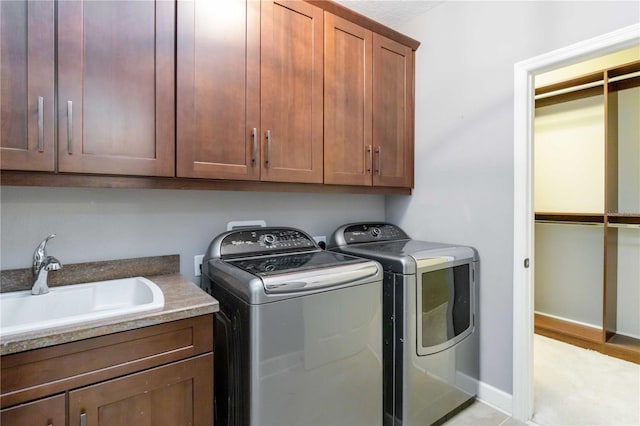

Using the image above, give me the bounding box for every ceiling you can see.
[333,0,443,30]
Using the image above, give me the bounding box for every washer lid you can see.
[227,251,378,293]
[227,250,363,276]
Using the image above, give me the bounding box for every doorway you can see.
[511,23,640,422]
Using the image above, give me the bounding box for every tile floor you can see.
[442,400,529,426]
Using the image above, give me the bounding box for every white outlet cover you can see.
[194,254,204,277]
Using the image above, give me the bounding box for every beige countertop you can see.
[0,274,219,356]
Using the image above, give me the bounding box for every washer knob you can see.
[263,234,276,245]
[371,227,381,238]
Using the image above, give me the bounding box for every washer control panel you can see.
[220,227,317,257]
[342,223,409,244]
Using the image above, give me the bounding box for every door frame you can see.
[511,23,639,422]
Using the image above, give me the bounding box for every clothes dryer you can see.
[330,222,479,426]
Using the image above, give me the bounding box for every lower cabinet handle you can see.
[375,146,382,175]
[37,96,44,152]
[265,130,272,168]
[251,128,258,166]
[80,412,87,426]
[67,101,73,154]
[367,145,373,174]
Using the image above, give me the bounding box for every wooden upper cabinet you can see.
[57,1,175,177]
[373,33,414,188]
[324,13,373,186]
[260,1,324,183]
[177,0,260,180]
[0,0,55,172]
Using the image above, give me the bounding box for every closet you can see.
[533,57,640,363]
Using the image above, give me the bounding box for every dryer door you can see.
[416,260,475,356]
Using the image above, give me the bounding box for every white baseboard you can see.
[477,381,513,416]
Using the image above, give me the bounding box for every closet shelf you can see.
[535,60,640,107]
[607,213,640,224]
[607,214,640,229]
[535,212,604,224]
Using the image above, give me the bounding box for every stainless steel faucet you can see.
[32,234,62,295]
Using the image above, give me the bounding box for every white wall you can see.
[0,187,385,283]
[534,95,605,214]
[388,1,639,395]
[534,223,604,327]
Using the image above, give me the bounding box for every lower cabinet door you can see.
[1,394,66,426]
[69,354,213,426]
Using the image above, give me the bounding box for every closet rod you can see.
[608,70,640,83]
[607,223,640,230]
[535,220,604,227]
[534,80,603,100]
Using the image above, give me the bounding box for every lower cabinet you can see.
[69,355,213,426]
[1,394,66,426]
[1,315,214,426]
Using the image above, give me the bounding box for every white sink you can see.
[1,277,164,338]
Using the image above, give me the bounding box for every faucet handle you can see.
[44,256,62,271]
[33,234,56,272]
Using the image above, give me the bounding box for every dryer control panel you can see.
[341,223,410,244]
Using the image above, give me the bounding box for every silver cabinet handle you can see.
[67,101,73,154]
[375,146,381,175]
[265,130,272,168]
[80,412,86,426]
[37,96,44,152]
[367,145,373,174]
[251,128,258,166]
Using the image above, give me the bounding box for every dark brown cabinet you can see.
[1,394,65,426]
[0,0,55,172]
[1,0,418,193]
[57,0,175,176]
[260,0,324,183]
[177,0,260,180]
[372,33,414,188]
[69,355,212,426]
[324,17,415,189]
[1,315,214,426]
[324,13,373,186]
[177,0,323,184]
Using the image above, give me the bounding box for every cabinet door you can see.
[177,0,260,180]
[1,394,65,426]
[261,1,323,183]
[68,354,213,426]
[57,1,175,176]
[0,0,55,171]
[372,34,414,188]
[324,13,373,186]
